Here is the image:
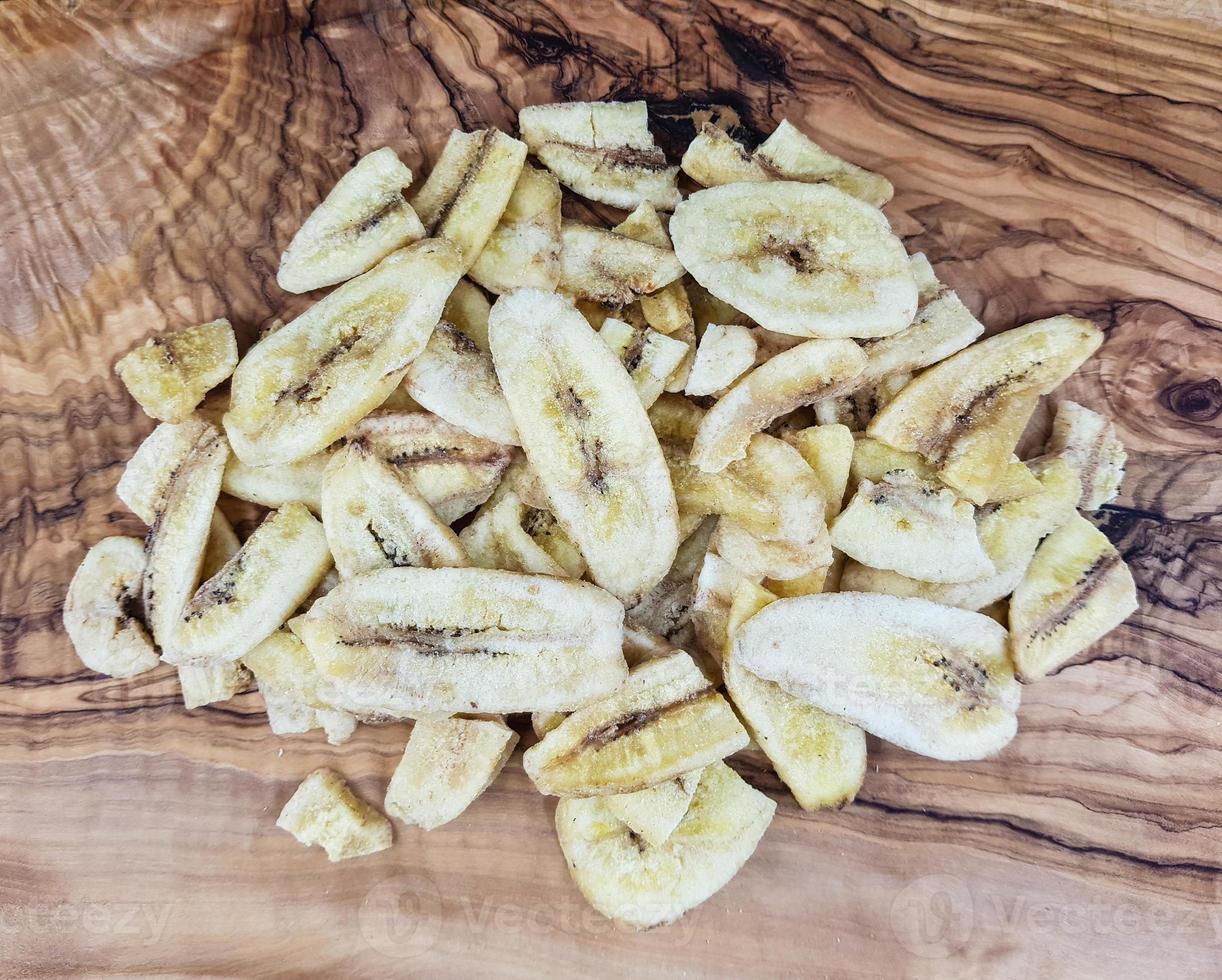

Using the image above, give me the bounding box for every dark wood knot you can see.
[1159,378,1222,422]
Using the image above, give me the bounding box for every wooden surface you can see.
[2,1,1220,976]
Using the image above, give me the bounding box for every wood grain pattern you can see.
[2,1,1220,976]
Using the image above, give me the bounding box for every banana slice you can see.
[532,710,567,739]
[524,651,748,797]
[867,316,1104,503]
[459,490,569,576]
[689,338,867,472]
[519,101,681,211]
[605,769,703,848]
[1043,399,1127,510]
[224,240,463,466]
[346,410,514,524]
[671,182,917,339]
[298,567,626,716]
[830,471,994,583]
[277,147,425,293]
[321,443,466,578]
[557,220,686,307]
[625,518,716,645]
[63,537,160,678]
[221,451,331,513]
[467,163,562,293]
[712,518,832,582]
[684,324,757,397]
[1009,514,1137,680]
[840,457,1081,609]
[680,121,892,207]
[785,424,854,522]
[384,716,518,830]
[115,318,238,424]
[722,581,866,809]
[555,760,774,930]
[276,768,392,862]
[598,317,689,409]
[685,552,749,666]
[443,278,493,351]
[849,437,1039,504]
[243,629,357,744]
[734,592,1019,760]
[488,289,679,604]
[411,128,527,271]
[166,503,332,664]
[179,660,252,709]
[814,373,911,432]
[520,503,587,578]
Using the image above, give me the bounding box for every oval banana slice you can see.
[734,592,1019,761]
[298,566,627,716]
[277,147,425,294]
[670,182,917,339]
[468,163,562,294]
[555,760,774,930]
[489,289,679,604]
[63,537,160,679]
[224,240,463,466]
[558,221,686,307]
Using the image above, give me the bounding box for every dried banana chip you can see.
[224,240,463,466]
[532,711,567,739]
[598,317,689,409]
[1043,399,1127,510]
[604,769,703,848]
[276,768,392,862]
[179,660,251,710]
[115,318,238,424]
[625,517,716,645]
[558,220,685,307]
[221,451,330,513]
[443,278,493,351]
[684,323,757,397]
[243,629,356,744]
[468,163,562,293]
[459,490,569,576]
[849,437,1039,505]
[277,147,425,293]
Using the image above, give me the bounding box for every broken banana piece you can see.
[558,220,686,307]
[467,163,562,294]
[243,629,356,745]
[684,323,757,397]
[598,317,689,409]
[605,769,703,848]
[1043,399,1127,510]
[115,318,238,424]
[276,768,392,862]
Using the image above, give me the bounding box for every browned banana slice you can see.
[1043,399,1127,510]
[115,318,238,423]
[468,163,562,294]
[523,651,749,797]
[557,220,686,307]
[488,289,679,603]
[298,567,627,716]
[224,241,463,466]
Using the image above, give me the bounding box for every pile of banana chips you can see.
[66,101,1136,929]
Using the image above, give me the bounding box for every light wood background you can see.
[2,1,1220,977]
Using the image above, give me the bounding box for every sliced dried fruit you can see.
[830,471,994,583]
[814,372,912,432]
[605,769,703,848]
[468,163,562,294]
[63,537,160,679]
[519,101,681,210]
[179,660,251,710]
[712,518,831,582]
[867,315,1104,503]
[558,220,685,307]
[734,593,1020,760]
[115,318,238,424]
[298,567,626,716]
[489,289,679,603]
[671,182,917,339]
[1009,514,1137,680]
[532,711,567,739]
[598,317,689,409]
[460,490,569,576]
[1043,399,1127,510]
[277,147,425,293]
[411,128,527,270]
[321,443,466,578]
[555,760,774,930]
[224,240,463,466]
[243,629,356,745]
[276,768,392,862]
[443,278,493,351]
[384,716,519,830]
[523,651,748,797]
[221,451,330,513]
[684,323,757,397]
[625,518,716,645]
[849,437,1039,505]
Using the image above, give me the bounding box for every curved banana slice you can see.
[384,716,518,830]
[222,451,331,513]
[524,651,748,797]
[734,593,1019,760]
[830,471,993,584]
[671,182,917,339]
[224,240,463,466]
[321,443,466,578]
[605,769,703,848]
[1009,514,1137,680]
[115,318,238,423]
[467,163,561,294]
[722,581,866,810]
[277,147,425,293]
[840,457,1081,608]
[459,490,568,576]
[1044,399,1127,510]
[276,768,392,862]
[63,537,160,678]
[519,101,681,211]
[167,503,332,664]
[346,411,514,524]
[243,629,357,744]
[489,289,679,604]
[118,418,216,524]
[685,323,757,397]
[849,437,1039,505]
[403,320,519,445]
[298,567,627,716]
[411,128,527,271]
[690,338,867,472]
[598,317,689,409]
[558,220,686,307]
[555,760,774,930]
[867,315,1104,503]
